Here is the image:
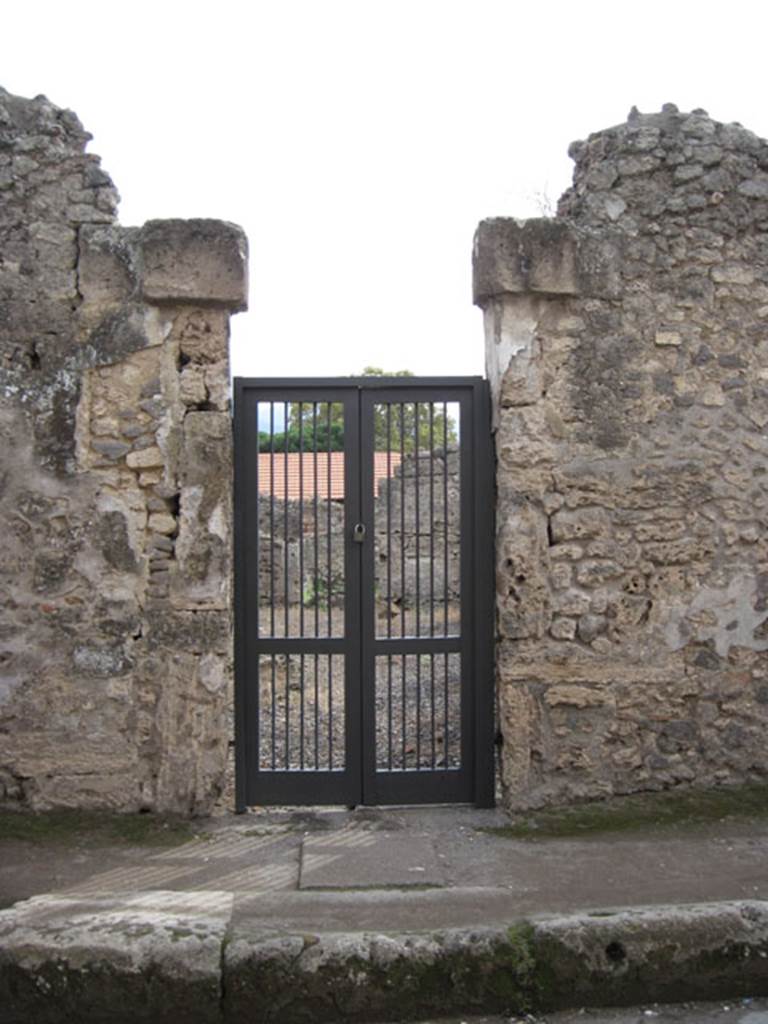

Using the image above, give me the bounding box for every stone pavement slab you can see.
[63,828,301,896]
[300,830,444,888]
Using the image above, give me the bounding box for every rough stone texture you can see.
[2,892,767,1023]
[533,901,768,1010]
[475,105,768,809]
[0,890,233,1024]
[0,87,247,814]
[223,923,538,1022]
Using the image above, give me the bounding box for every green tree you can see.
[258,411,344,452]
[361,367,458,453]
[258,370,458,453]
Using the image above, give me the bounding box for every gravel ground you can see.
[255,606,464,772]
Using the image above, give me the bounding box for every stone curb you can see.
[1,895,767,1022]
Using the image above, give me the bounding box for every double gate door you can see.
[234,377,493,808]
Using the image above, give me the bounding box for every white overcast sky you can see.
[5,1,768,379]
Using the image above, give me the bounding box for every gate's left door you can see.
[234,381,362,807]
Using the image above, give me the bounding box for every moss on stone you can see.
[0,809,195,847]
[482,782,768,840]
[225,926,543,1023]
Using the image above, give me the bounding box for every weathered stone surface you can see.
[473,217,622,305]
[0,891,233,1024]
[78,224,139,304]
[140,219,248,310]
[533,902,768,1010]
[474,218,579,301]
[0,87,245,815]
[1,890,767,1023]
[477,105,768,810]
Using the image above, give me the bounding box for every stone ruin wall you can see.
[0,88,246,813]
[475,104,768,809]
[4,87,767,818]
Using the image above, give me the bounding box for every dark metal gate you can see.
[234,377,493,808]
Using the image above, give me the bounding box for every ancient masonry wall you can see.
[475,104,768,809]
[0,88,247,813]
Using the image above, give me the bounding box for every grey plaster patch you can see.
[664,572,768,656]
[299,832,444,889]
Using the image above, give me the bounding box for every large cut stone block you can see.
[473,218,622,303]
[473,218,579,302]
[140,219,248,310]
[0,891,233,1024]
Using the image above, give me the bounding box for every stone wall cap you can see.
[139,218,249,312]
[473,218,579,304]
[473,217,622,304]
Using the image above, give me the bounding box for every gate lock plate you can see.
[352,522,366,543]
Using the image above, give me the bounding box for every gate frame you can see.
[233,376,495,810]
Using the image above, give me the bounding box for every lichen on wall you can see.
[0,87,247,814]
[474,104,768,809]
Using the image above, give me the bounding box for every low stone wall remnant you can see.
[475,104,768,809]
[0,87,247,814]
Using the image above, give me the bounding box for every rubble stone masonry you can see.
[475,104,768,808]
[0,88,246,813]
[3,89,766,816]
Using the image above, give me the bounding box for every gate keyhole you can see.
[353,522,366,543]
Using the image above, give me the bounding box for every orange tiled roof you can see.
[257,452,402,500]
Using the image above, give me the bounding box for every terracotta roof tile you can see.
[257,452,402,500]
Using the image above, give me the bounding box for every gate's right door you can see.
[359,380,494,806]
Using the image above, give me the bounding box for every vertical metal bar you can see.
[284,401,289,637]
[387,654,393,771]
[414,403,421,766]
[443,401,449,637]
[386,404,393,770]
[327,403,332,638]
[414,402,420,638]
[255,403,260,640]
[430,652,436,770]
[314,652,319,769]
[401,652,406,768]
[386,404,392,641]
[328,653,334,769]
[429,404,435,638]
[274,655,280,770]
[296,403,305,770]
[285,652,290,768]
[270,404,275,637]
[416,650,421,769]
[429,404,436,769]
[350,390,365,803]
[399,404,405,639]
[269,404,276,770]
[233,380,251,810]
[459,392,473,781]
[444,651,449,766]
[298,405,305,771]
[299,403,304,637]
[473,379,496,807]
[313,403,319,639]
[299,652,305,770]
[326,404,333,763]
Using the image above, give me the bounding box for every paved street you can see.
[399,999,768,1023]
[3,804,768,924]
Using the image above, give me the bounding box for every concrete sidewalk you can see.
[1,805,768,1022]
